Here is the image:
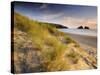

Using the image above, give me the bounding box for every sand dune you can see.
[66,33,97,59]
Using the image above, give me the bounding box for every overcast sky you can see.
[14,2,97,29]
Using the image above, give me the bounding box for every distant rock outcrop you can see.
[77,26,90,29]
[84,26,89,29]
[47,23,68,28]
[77,26,83,29]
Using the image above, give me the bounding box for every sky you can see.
[14,2,97,29]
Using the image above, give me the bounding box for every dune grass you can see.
[12,12,95,73]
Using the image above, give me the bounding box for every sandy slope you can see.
[66,33,97,61]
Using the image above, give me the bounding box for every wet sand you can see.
[66,33,97,49]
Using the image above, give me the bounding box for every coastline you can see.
[65,32,97,48]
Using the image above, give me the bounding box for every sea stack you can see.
[84,26,89,29]
[77,26,83,29]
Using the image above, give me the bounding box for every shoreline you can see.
[58,29,97,37]
[65,32,97,49]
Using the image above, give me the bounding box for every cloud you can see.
[40,4,48,9]
[60,17,97,29]
[42,13,64,20]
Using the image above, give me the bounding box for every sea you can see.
[58,29,97,37]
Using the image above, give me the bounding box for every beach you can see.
[59,29,97,48]
[59,29,97,58]
[66,33,97,48]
